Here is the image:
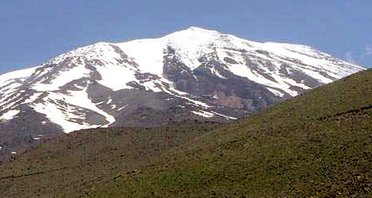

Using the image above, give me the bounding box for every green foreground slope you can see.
[92,70,372,197]
[0,123,218,197]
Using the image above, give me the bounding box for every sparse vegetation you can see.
[0,122,219,197]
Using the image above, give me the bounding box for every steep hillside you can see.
[0,69,370,197]
[91,69,372,197]
[0,27,363,159]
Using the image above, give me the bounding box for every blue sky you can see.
[1,0,371,74]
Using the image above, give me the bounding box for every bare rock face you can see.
[0,27,364,159]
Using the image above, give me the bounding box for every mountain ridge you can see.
[0,27,364,158]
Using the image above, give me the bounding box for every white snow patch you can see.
[118,39,165,76]
[106,97,113,104]
[95,64,137,91]
[210,67,226,79]
[31,89,115,133]
[33,65,91,91]
[266,88,285,97]
[211,111,238,120]
[64,89,116,125]
[192,110,214,118]
[117,105,128,111]
[0,67,36,87]
[31,98,87,133]
[227,63,296,95]
[151,78,211,108]
[0,110,20,121]
[23,92,43,104]
[183,97,211,108]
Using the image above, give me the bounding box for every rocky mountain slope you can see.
[0,27,364,157]
[0,69,370,197]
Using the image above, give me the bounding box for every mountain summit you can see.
[0,27,364,156]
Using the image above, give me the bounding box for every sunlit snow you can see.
[0,27,365,133]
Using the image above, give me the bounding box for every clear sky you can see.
[1,0,371,74]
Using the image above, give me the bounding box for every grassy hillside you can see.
[0,122,219,197]
[91,70,372,197]
[0,70,371,197]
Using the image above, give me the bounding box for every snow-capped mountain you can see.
[0,27,364,156]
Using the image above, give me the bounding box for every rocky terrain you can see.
[0,27,364,159]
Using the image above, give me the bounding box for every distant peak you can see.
[164,27,221,40]
[178,26,219,34]
[186,26,210,31]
